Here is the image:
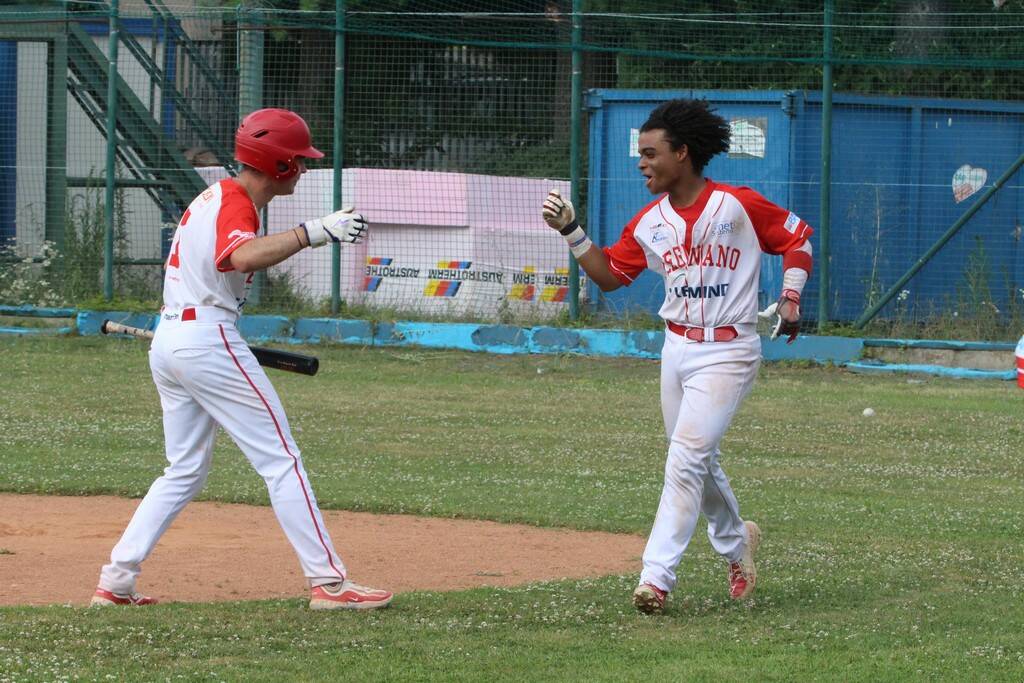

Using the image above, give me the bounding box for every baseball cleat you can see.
[309,580,394,610]
[632,582,668,614]
[90,587,158,607]
[729,520,761,600]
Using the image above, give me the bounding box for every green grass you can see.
[1,336,1022,681]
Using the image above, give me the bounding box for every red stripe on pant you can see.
[218,324,345,580]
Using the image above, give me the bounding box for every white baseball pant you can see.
[98,312,346,594]
[639,325,761,592]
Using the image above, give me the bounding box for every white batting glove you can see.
[542,189,593,259]
[542,190,576,232]
[301,205,368,248]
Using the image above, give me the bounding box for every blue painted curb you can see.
[3,308,1016,380]
[864,338,1016,352]
[0,325,72,336]
[294,318,374,345]
[846,361,1015,381]
[77,311,158,335]
[237,315,292,342]
[0,305,77,318]
[761,335,864,363]
[68,311,869,364]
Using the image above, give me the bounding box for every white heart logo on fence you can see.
[952,164,987,203]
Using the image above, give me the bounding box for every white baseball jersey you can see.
[604,180,812,328]
[163,179,260,314]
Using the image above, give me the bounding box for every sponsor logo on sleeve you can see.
[784,212,801,233]
[227,229,255,242]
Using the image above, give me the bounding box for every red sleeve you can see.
[214,182,259,272]
[733,187,813,256]
[602,202,656,286]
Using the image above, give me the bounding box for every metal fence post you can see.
[103,0,119,301]
[45,27,68,250]
[332,0,346,315]
[817,0,834,331]
[568,0,582,320]
[238,2,264,305]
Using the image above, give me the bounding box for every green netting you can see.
[1,0,1022,338]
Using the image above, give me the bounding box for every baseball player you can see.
[542,99,813,614]
[91,108,392,610]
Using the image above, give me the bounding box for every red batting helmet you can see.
[234,108,324,180]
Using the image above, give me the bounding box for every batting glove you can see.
[543,189,593,259]
[542,189,577,234]
[302,206,368,248]
[757,289,802,343]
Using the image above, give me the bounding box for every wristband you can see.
[561,225,593,259]
[558,220,580,236]
[781,266,808,294]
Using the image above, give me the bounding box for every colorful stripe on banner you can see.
[508,266,536,301]
[541,267,570,302]
[509,284,536,301]
[366,257,393,266]
[541,286,568,302]
[437,260,472,269]
[363,276,383,292]
[425,280,461,297]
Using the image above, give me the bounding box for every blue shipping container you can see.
[585,89,1024,322]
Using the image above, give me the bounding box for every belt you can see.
[160,306,238,324]
[666,321,738,342]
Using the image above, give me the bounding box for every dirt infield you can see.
[0,494,645,607]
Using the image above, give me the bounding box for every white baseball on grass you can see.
[862,407,875,417]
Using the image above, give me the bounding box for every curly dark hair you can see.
[639,99,731,174]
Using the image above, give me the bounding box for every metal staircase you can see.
[66,4,236,219]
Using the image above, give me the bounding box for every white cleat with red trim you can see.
[90,587,158,607]
[309,580,394,610]
[728,520,761,600]
[632,582,668,614]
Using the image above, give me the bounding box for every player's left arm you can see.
[776,240,813,337]
[737,187,814,341]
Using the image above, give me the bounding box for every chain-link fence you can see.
[2,0,1023,339]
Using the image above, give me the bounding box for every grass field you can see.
[1,336,1023,681]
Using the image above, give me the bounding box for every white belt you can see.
[160,305,239,325]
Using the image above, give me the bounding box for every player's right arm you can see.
[542,190,622,292]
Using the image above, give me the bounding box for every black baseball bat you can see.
[100,320,319,376]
